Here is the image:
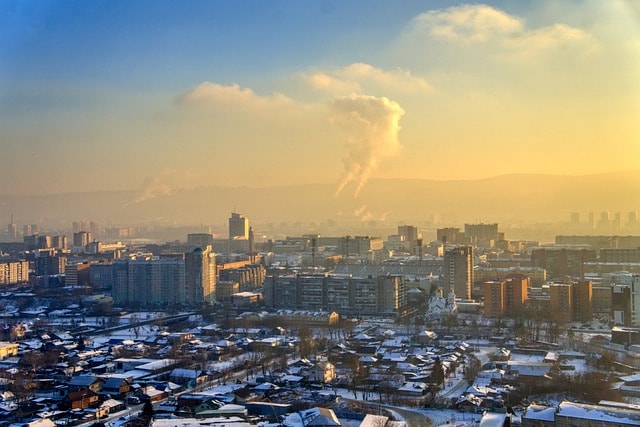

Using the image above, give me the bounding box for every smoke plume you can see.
[330,94,404,197]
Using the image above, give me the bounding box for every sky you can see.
[1,0,639,197]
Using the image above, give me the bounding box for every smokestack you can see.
[417,237,424,275]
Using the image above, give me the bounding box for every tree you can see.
[464,354,481,384]
[138,401,154,426]
[430,357,445,397]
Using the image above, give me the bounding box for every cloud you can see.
[330,94,405,197]
[410,4,597,56]
[176,82,295,110]
[303,63,430,95]
[416,4,522,43]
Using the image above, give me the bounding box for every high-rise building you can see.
[612,284,631,326]
[570,212,580,225]
[73,231,92,247]
[398,225,419,248]
[112,256,185,306]
[443,246,473,299]
[0,260,29,285]
[549,283,573,323]
[483,281,505,318]
[436,227,464,245]
[185,246,216,305]
[229,213,249,240]
[482,275,528,318]
[572,280,593,322]
[263,273,406,315]
[187,233,214,248]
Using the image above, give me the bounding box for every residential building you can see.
[263,273,406,315]
[185,246,216,305]
[444,246,473,299]
[549,283,573,323]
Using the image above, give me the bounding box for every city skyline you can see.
[2,1,639,199]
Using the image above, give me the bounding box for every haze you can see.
[1,1,639,228]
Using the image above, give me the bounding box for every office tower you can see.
[588,212,594,229]
[443,246,473,299]
[185,246,216,304]
[229,213,249,240]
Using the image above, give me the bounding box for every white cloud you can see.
[416,4,522,43]
[409,4,598,56]
[176,82,295,110]
[303,63,430,95]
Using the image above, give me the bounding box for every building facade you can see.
[444,246,473,299]
[263,273,406,316]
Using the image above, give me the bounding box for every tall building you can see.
[436,227,464,245]
[570,212,580,225]
[549,283,573,323]
[443,246,473,299]
[185,246,216,305]
[398,225,419,248]
[0,260,29,285]
[229,213,249,240]
[263,273,406,315]
[464,223,502,245]
[612,285,631,326]
[112,256,185,306]
[483,281,505,318]
[572,281,593,322]
[73,231,92,247]
[482,275,528,318]
[187,233,214,248]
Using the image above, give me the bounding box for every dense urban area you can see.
[1,212,640,427]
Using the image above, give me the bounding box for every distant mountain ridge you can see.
[1,171,638,229]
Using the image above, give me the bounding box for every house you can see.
[68,375,104,393]
[170,368,208,386]
[521,404,556,427]
[310,361,335,384]
[299,407,341,427]
[101,377,131,397]
[0,342,19,360]
[66,389,100,410]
